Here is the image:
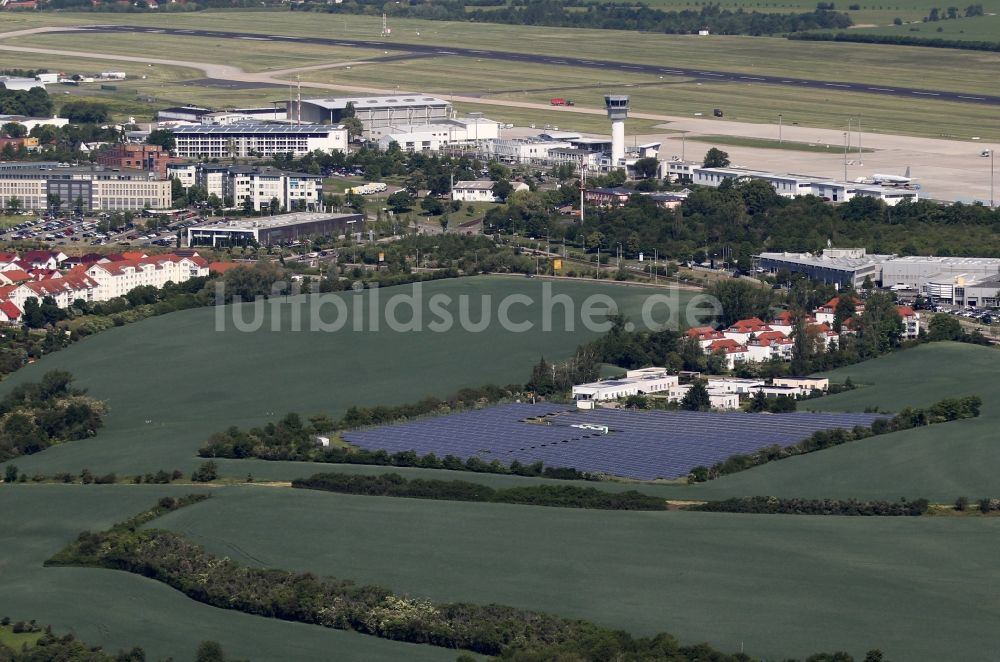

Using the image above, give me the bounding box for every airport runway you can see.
[72,24,1000,107]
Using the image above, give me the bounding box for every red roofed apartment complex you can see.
[0,251,210,323]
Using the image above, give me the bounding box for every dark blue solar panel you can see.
[342,404,890,480]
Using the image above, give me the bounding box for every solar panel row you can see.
[343,404,889,480]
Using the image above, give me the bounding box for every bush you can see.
[191,461,218,483]
[955,496,969,511]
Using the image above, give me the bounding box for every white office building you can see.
[572,368,679,403]
[167,164,323,212]
[171,123,347,158]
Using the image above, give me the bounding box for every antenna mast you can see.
[579,157,586,224]
[381,12,391,37]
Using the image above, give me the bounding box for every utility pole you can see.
[778,114,782,144]
[579,159,586,225]
[653,248,657,284]
[843,131,848,182]
[992,148,995,208]
[857,115,863,165]
[596,245,600,279]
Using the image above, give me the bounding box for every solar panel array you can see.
[342,404,889,480]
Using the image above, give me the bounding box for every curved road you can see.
[60,24,1000,107]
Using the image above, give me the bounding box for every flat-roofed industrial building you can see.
[187,212,363,247]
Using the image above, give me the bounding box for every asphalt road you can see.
[71,24,1000,107]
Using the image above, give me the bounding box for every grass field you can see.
[0,485,454,662]
[2,12,1000,138]
[3,277,694,479]
[842,12,1000,39]
[143,485,1000,662]
[675,342,1000,502]
[686,134,876,153]
[0,625,43,649]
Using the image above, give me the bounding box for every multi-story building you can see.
[167,164,323,212]
[170,123,347,158]
[0,164,171,212]
[84,254,209,301]
[376,117,500,152]
[96,143,178,177]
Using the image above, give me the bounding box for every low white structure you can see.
[0,76,44,91]
[571,368,678,403]
[377,117,500,152]
[451,180,528,203]
[693,166,918,205]
[666,383,740,410]
[773,376,829,392]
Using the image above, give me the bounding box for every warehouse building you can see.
[171,123,347,158]
[187,212,363,247]
[0,163,170,212]
[376,116,500,152]
[881,256,1000,290]
[755,248,894,289]
[956,274,1000,308]
[293,95,451,139]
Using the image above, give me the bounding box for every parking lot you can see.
[0,212,204,249]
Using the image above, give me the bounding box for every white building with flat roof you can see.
[755,248,896,288]
[882,256,1000,290]
[171,123,347,158]
[693,166,918,205]
[572,368,678,402]
[377,117,499,152]
[187,212,364,247]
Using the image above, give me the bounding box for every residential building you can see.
[96,143,178,177]
[170,123,347,158]
[84,254,209,301]
[451,180,527,203]
[814,296,864,325]
[168,164,323,211]
[686,326,725,349]
[773,376,830,392]
[745,331,795,362]
[0,164,170,212]
[0,272,99,309]
[187,212,364,247]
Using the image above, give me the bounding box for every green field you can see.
[0,485,454,662]
[4,277,694,479]
[842,12,1000,39]
[3,11,1000,138]
[140,486,1000,662]
[686,134,876,153]
[675,342,1000,502]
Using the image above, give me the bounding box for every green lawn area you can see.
[0,625,43,650]
[0,485,454,662]
[673,342,1000,502]
[0,215,27,229]
[840,12,1000,40]
[141,485,1000,662]
[3,277,694,479]
[686,134,876,153]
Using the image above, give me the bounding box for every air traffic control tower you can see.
[605,94,630,168]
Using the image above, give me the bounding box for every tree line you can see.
[0,371,106,463]
[324,0,852,35]
[790,30,1000,52]
[690,496,930,516]
[46,495,883,662]
[689,394,982,481]
[293,472,668,510]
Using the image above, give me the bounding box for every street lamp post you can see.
[843,131,848,182]
[992,148,995,208]
[778,114,783,144]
